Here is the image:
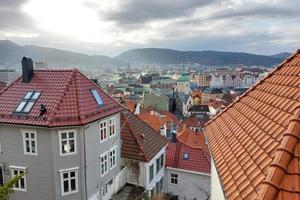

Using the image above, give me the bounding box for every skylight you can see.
[183,152,189,160]
[15,91,41,113]
[91,89,104,106]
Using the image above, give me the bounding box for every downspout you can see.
[83,125,88,200]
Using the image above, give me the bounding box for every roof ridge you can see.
[205,49,300,127]
[45,70,76,125]
[256,105,300,200]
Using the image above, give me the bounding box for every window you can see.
[22,130,37,155]
[10,166,26,191]
[156,177,163,194]
[58,130,77,156]
[183,152,189,160]
[108,117,116,137]
[100,152,109,176]
[101,179,114,196]
[109,146,117,170]
[171,173,178,184]
[60,167,79,196]
[15,91,41,113]
[149,164,154,182]
[99,121,107,142]
[156,154,164,174]
[91,89,104,106]
[0,164,4,186]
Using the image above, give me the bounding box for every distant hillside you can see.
[116,48,282,66]
[270,52,291,59]
[0,40,125,67]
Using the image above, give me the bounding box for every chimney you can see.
[22,57,34,83]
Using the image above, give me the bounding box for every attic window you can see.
[91,89,104,106]
[183,152,189,160]
[15,91,41,113]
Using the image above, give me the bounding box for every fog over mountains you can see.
[0,40,286,68]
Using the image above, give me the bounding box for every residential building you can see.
[0,57,124,200]
[201,88,223,103]
[143,93,171,112]
[205,50,300,200]
[194,71,209,87]
[120,111,169,198]
[165,128,211,200]
[176,75,190,95]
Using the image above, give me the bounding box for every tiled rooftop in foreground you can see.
[205,49,300,200]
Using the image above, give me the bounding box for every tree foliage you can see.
[0,174,24,200]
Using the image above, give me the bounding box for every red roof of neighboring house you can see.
[121,111,168,162]
[166,140,211,174]
[0,69,123,127]
[125,100,136,113]
[205,49,300,200]
[178,114,209,132]
[177,127,209,153]
[138,108,179,132]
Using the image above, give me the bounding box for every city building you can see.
[205,50,300,200]
[176,75,190,95]
[120,111,169,198]
[194,71,209,87]
[0,58,124,200]
[202,88,224,103]
[165,127,211,200]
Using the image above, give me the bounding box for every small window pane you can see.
[71,179,76,191]
[68,132,74,138]
[15,101,27,112]
[91,89,104,106]
[31,92,40,100]
[24,92,33,99]
[63,180,69,192]
[61,133,67,139]
[23,101,34,113]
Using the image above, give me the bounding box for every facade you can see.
[201,88,223,103]
[194,72,209,87]
[0,58,124,200]
[120,111,169,197]
[205,50,300,200]
[176,75,190,95]
[143,93,170,112]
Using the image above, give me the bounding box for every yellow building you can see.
[194,72,209,87]
[202,88,223,103]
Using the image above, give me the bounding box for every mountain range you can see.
[0,40,287,67]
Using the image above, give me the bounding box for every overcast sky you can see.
[0,0,299,56]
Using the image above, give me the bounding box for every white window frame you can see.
[99,120,108,143]
[109,146,117,170]
[100,151,109,177]
[21,130,38,156]
[171,173,178,185]
[58,130,77,156]
[59,167,79,196]
[10,166,27,192]
[108,117,116,138]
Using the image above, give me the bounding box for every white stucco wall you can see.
[210,158,226,200]
[164,168,210,200]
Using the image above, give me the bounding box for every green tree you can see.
[0,174,24,200]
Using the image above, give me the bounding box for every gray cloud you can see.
[101,0,214,26]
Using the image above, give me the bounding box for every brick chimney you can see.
[22,57,34,83]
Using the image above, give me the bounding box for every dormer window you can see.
[15,91,41,113]
[91,89,104,106]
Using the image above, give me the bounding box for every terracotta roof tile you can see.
[205,49,300,200]
[0,69,123,127]
[121,111,168,162]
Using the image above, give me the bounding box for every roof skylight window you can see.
[15,91,41,113]
[91,89,104,106]
[183,152,189,160]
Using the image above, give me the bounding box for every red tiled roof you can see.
[177,127,209,154]
[178,114,208,133]
[0,69,123,127]
[166,140,211,174]
[121,111,168,162]
[138,109,179,132]
[205,49,300,200]
[125,100,136,113]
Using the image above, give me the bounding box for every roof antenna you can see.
[39,104,47,116]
